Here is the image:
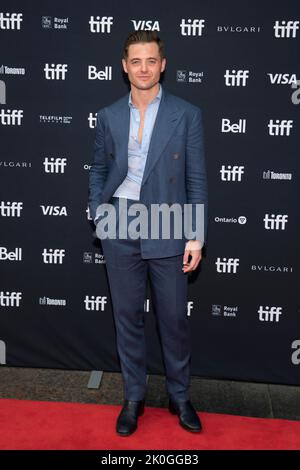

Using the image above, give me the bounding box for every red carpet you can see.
[0,398,299,450]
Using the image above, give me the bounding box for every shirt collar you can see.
[128,83,162,108]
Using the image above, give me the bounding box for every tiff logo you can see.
[0,201,23,217]
[44,64,68,80]
[42,249,65,264]
[0,291,22,306]
[187,301,194,317]
[264,214,288,230]
[273,20,299,38]
[89,16,113,33]
[0,109,23,125]
[88,113,97,129]
[216,258,240,273]
[224,70,249,86]
[0,12,23,29]
[258,306,282,322]
[268,119,293,136]
[43,157,67,173]
[180,19,205,36]
[84,295,107,311]
[220,165,245,181]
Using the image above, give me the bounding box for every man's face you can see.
[122,41,166,91]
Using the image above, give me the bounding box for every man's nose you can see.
[140,62,148,72]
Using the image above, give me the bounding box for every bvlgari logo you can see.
[251,264,293,273]
[217,25,261,33]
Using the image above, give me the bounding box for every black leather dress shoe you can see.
[116,399,145,436]
[168,399,202,432]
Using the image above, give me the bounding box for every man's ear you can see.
[161,58,166,73]
[122,58,128,74]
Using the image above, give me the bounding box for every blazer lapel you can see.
[106,87,183,186]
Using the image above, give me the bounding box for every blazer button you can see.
[173,153,180,159]
[169,176,176,183]
[109,153,114,159]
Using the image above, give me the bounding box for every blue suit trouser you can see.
[100,197,191,402]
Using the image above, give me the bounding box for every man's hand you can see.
[182,240,202,273]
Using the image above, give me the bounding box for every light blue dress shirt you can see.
[112,83,163,200]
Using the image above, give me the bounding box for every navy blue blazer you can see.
[88,86,208,259]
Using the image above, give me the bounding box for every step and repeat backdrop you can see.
[0,0,299,385]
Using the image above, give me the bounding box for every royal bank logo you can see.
[212,304,238,318]
[176,70,204,83]
[130,19,160,30]
[180,19,205,36]
[83,252,106,264]
[273,20,299,38]
[41,16,69,30]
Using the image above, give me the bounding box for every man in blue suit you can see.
[88,30,208,436]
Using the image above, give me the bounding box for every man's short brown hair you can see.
[123,30,165,61]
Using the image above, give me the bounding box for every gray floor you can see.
[0,367,299,421]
